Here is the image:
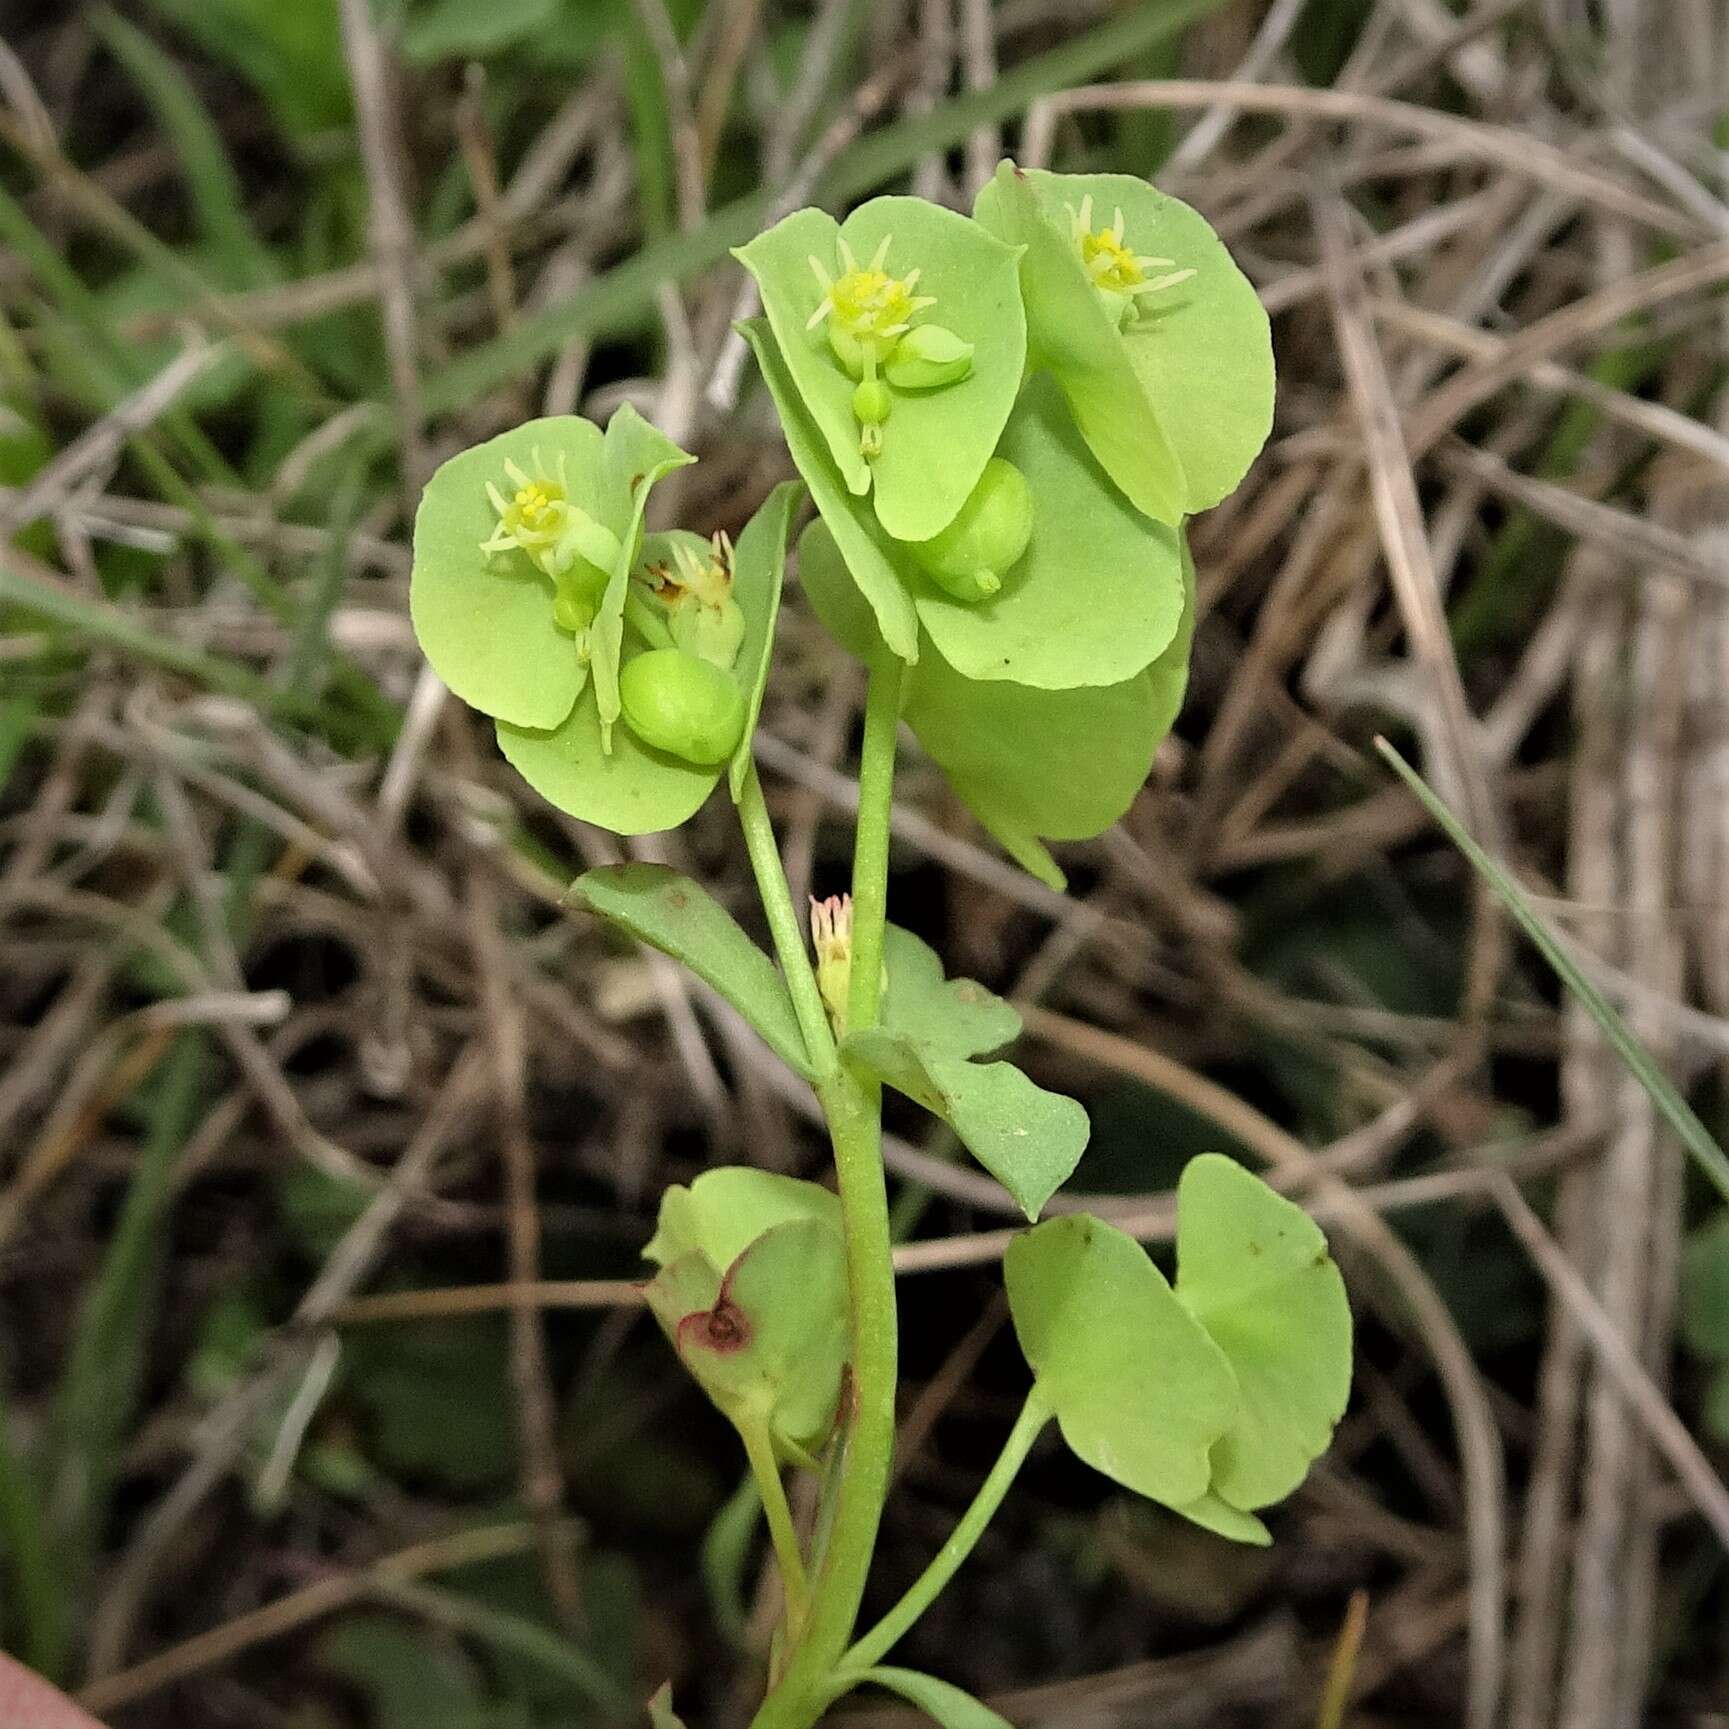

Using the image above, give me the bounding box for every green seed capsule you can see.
[885,324,974,390]
[619,648,747,766]
[909,457,1032,603]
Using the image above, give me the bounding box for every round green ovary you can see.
[619,649,747,766]
[852,379,892,426]
[909,457,1033,601]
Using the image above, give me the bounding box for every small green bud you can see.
[670,594,747,669]
[619,648,747,766]
[885,324,974,390]
[810,894,854,1034]
[852,379,892,425]
[909,457,1032,603]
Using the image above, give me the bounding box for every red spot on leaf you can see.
[678,1293,752,1356]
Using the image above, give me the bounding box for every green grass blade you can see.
[0,1383,67,1679]
[0,553,317,718]
[374,1578,634,1717]
[1378,737,1729,1204]
[50,1035,208,1576]
[94,9,270,285]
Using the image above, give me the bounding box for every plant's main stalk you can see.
[750,656,905,1729]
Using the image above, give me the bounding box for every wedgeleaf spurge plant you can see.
[410,164,1350,1729]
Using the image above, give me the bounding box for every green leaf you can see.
[845,1028,1087,1219]
[917,533,1194,884]
[647,1220,849,1460]
[851,1667,1014,1729]
[647,1682,688,1728]
[317,1615,495,1729]
[1174,1155,1352,1510]
[701,1474,761,1643]
[97,12,270,287]
[496,685,718,835]
[974,163,1185,524]
[882,924,1021,1058]
[348,1318,515,1492]
[1020,169,1275,513]
[1005,1214,1239,1515]
[1683,1212,1729,1359]
[859,925,1083,1215]
[793,503,896,664]
[643,1172,847,1459]
[401,0,559,62]
[797,519,1196,889]
[736,198,1026,542]
[912,373,1185,689]
[742,320,920,662]
[595,404,699,742]
[138,0,349,136]
[728,478,801,798]
[410,417,610,729]
[571,863,816,1078]
[643,1167,842,1273]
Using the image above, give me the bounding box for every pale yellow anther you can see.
[479,446,623,582]
[804,232,938,362]
[1067,197,1197,323]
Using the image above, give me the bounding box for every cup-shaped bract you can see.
[493,481,799,835]
[974,163,1274,521]
[735,197,1026,546]
[1006,1159,1352,1544]
[754,317,1188,696]
[911,374,1187,690]
[1173,1155,1353,1511]
[797,517,1195,889]
[1005,1214,1244,1532]
[644,1169,849,1461]
[411,413,627,731]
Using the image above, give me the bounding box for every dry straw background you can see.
[2,1,1728,1725]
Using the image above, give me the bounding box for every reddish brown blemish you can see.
[630,471,646,492]
[678,1294,753,1356]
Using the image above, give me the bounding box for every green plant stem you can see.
[842,1389,1051,1674]
[740,1416,811,1635]
[749,656,906,1729]
[736,758,836,1072]
[845,655,902,1036]
[624,589,675,650]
